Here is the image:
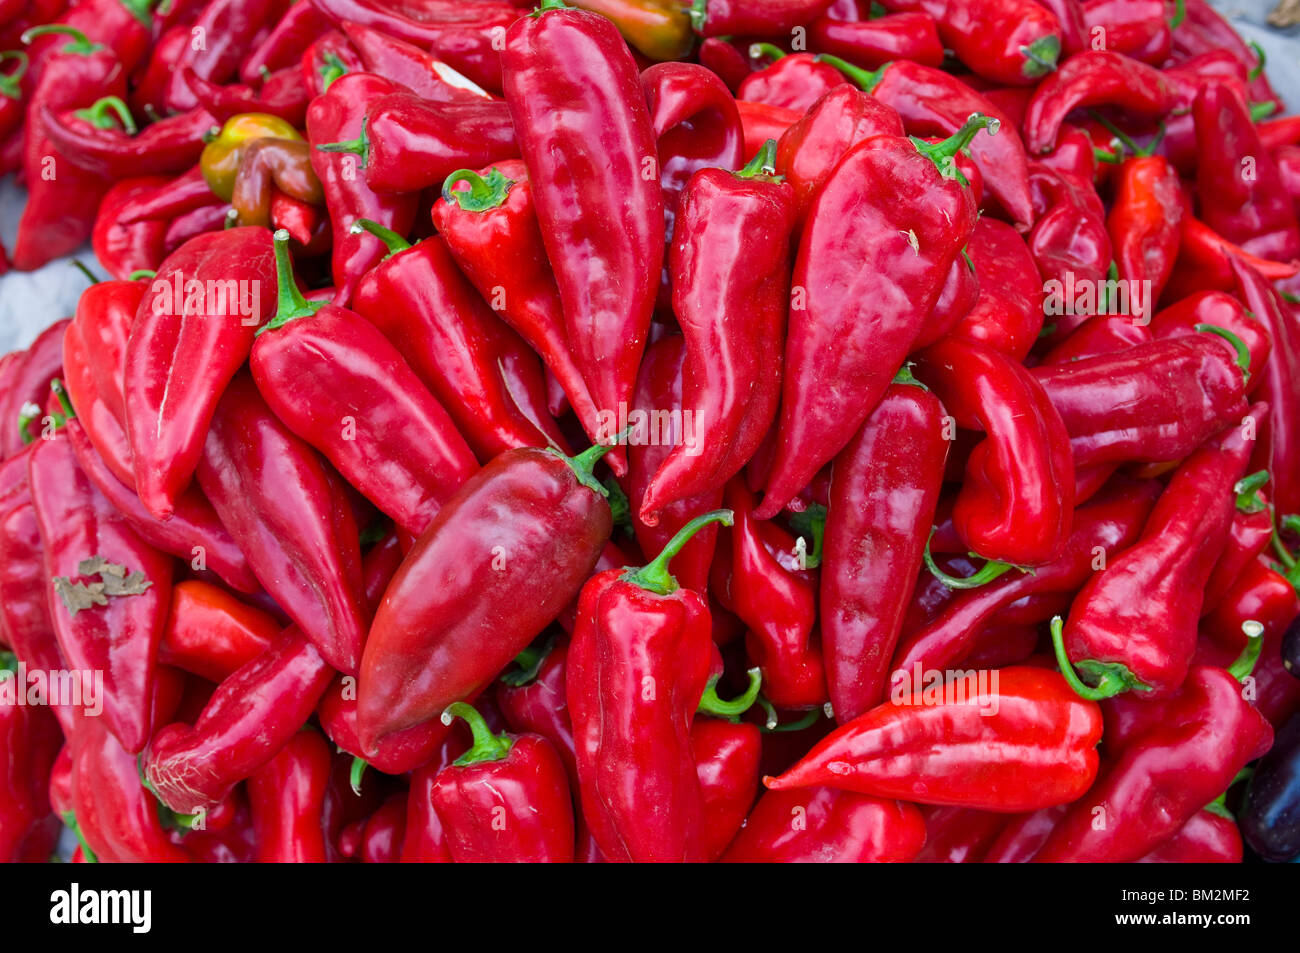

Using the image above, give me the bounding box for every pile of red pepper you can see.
[2,0,1300,865]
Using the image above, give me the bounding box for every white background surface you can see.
[1,0,1299,351]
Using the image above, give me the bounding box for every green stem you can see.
[1050,616,1153,701]
[349,217,411,258]
[697,667,762,722]
[1018,34,1060,79]
[1087,110,1144,157]
[316,118,370,167]
[320,52,348,90]
[17,403,41,445]
[119,0,159,28]
[736,139,779,180]
[256,229,323,337]
[127,269,157,281]
[21,25,103,55]
[70,259,100,286]
[815,53,889,93]
[893,364,928,390]
[1169,0,1186,29]
[923,530,1013,589]
[441,167,515,212]
[1233,470,1270,514]
[62,813,98,864]
[910,113,998,185]
[546,429,631,496]
[1250,101,1278,123]
[50,379,75,424]
[748,42,786,64]
[621,509,734,596]
[0,51,28,99]
[534,0,569,16]
[443,702,514,766]
[1195,323,1252,383]
[349,756,367,796]
[1227,621,1264,681]
[74,96,137,135]
[1248,39,1266,81]
[787,504,826,570]
[689,0,707,32]
[499,634,555,687]
[757,696,822,733]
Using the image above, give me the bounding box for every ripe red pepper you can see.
[774,84,904,224]
[305,72,418,307]
[39,98,214,181]
[300,29,363,95]
[161,0,281,112]
[639,144,795,523]
[891,478,1160,684]
[1082,0,1175,64]
[1152,292,1272,389]
[1108,153,1185,303]
[1055,406,1266,700]
[1042,314,1153,366]
[1035,664,1273,862]
[247,729,332,863]
[430,702,575,863]
[822,374,946,723]
[349,221,566,463]
[183,67,311,127]
[627,336,722,595]
[567,510,733,862]
[341,22,489,105]
[914,806,1008,863]
[356,441,617,753]
[0,50,27,150]
[767,667,1102,811]
[0,650,62,862]
[251,231,479,538]
[124,227,275,519]
[91,177,170,281]
[690,0,834,36]
[2,319,70,457]
[1031,335,1250,469]
[722,787,926,862]
[158,580,278,684]
[1173,0,1279,111]
[1195,79,1300,262]
[241,0,331,84]
[195,372,367,675]
[809,11,944,69]
[143,627,334,812]
[1137,809,1243,863]
[945,218,1044,361]
[757,116,984,519]
[818,56,1033,228]
[503,0,664,438]
[29,429,172,754]
[914,336,1075,567]
[115,166,221,227]
[737,46,845,113]
[693,718,761,861]
[736,100,800,157]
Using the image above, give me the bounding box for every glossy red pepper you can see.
[737,46,844,113]
[822,374,946,723]
[300,29,362,95]
[1055,406,1266,700]
[757,117,984,520]
[240,0,331,84]
[819,56,1034,228]
[432,162,605,456]
[195,372,366,675]
[1031,335,1250,469]
[0,650,62,862]
[914,336,1075,566]
[116,166,220,227]
[143,627,334,812]
[356,441,617,754]
[162,0,281,112]
[1082,0,1175,64]
[247,729,332,863]
[123,227,275,519]
[91,177,170,281]
[722,786,925,862]
[1035,664,1272,862]
[639,144,795,523]
[349,222,566,463]
[503,0,664,441]
[2,319,69,457]
[1106,154,1185,304]
[693,717,761,861]
[183,67,311,127]
[158,580,278,684]
[767,667,1102,811]
[914,806,1008,863]
[567,511,733,862]
[946,218,1044,361]
[809,10,944,69]
[1137,809,1243,863]
[430,702,575,863]
[29,428,171,754]
[252,231,479,538]
[305,72,418,307]
[690,0,834,35]
[341,21,491,104]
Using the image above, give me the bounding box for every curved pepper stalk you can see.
[1050,615,1154,701]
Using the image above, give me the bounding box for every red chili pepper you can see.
[128,24,188,117]
[1164,214,1300,300]
[0,650,61,862]
[195,372,366,675]
[182,67,311,127]
[247,729,332,863]
[432,162,605,456]
[822,373,946,723]
[0,50,27,145]
[688,0,833,36]
[627,336,723,595]
[1082,0,1175,64]
[891,478,1160,680]
[1036,663,1272,862]
[251,231,478,538]
[736,99,800,158]
[29,428,172,755]
[503,0,664,440]
[1041,313,1153,365]
[774,84,904,224]
[1173,0,1279,110]
[1195,79,1300,262]
[914,336,1075,566]
[1137,809,1243,863]
[946,218,1044,361]
[567,510,738,862]
[736,45,845,113]
[158,580,278,684]
[400,758,453,863]
[23,0,151,82]
[638,143,794,523]
[240,0,331,85]
[697,36,752,91]
[341,20,494,105]
[1031,335,1250,469]
[1108,153,1185,303]
[91,177,170,281]
[818,57,1034,228]
[1,319,68,457]
[316,92,516,194]
[1232,258,1300,522]
[39,99,215,180]
[356,440,617,754]
[429,702,575,863]
[308,0,517,93]
[124,226,276,520]
[721,786,925,862]
[882,0,1061,84]
[810,11,944,69]
[162,0,281,112]
[1054,406,1266,700]
[143,627,334,812]
[693,717,761,861]
[914,806,1008,863]
[757,115,984,520]
[305,72,418,307]
[767,667,1102,811]
[300,29,362,95]
[115,166,219,226]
